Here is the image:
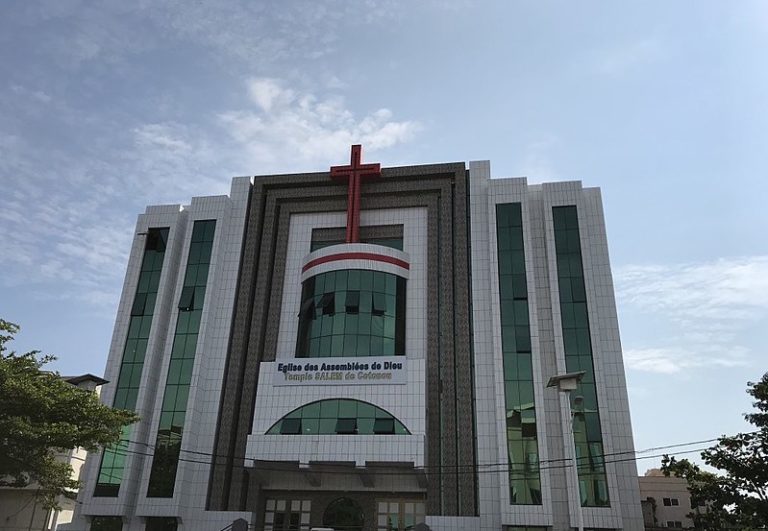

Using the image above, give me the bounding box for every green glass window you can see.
[296,270,406,358]
[311,237,403,251]
[94,228,169,497]
[496,204,541,505]
[146,220,216,498]
[267,399,410,435]
[373,417,395,434]
[553,206,610,507]
[90,517,123,531]
[335,417,357,434]
[280,418,302,434]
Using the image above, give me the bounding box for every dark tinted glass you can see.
[177,286,194,310]
[145,518,178,531]
[280,418,302,434]
[95,227,169,497]
[345,291,360,313]
[552,206,609,507]
[335,418,357,434]
[373,417,395,434]
[495,203,541,505]
[147,220,215,498]
[311,237,403,252]
[91,517,123,531]
[296,270,406,358]
[267,399,409,435]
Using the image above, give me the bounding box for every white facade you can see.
[469,162,643,530]
[639,470,695,529]
[65,159,642,531]
[67,178,252,531]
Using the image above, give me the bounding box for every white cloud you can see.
[10,84,52,104]
[616,256,768,374]
[617,257,768,320]
[623,346,749,375]
[219,77,421,172]
[324,75,348,90]
[14,1,156,67]
[0,76,420,311]
[594,37,664,75]
[15,1,401,70]
[134,124,193,152]
[128,122,233,200]
[247,78,294,113]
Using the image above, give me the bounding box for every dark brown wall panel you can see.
[208,164,476,517]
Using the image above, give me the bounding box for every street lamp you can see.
[547,371,586,531]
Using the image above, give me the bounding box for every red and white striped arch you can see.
[300,243,410,282]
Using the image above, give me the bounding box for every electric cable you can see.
[92,440,726,478]
[100,430,755,474]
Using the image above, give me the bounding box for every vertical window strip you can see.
[94,228,169,497]
[495,203,541,505]
[552,206,610,507]
[146,220,216,498]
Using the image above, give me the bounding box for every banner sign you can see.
[273,356,406,386]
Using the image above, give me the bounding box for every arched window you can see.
[322,497,364,531]
[266,399,410,435]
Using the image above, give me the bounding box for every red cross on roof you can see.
[330,144,381,243]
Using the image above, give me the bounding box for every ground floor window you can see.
[376,500,425,531]
[91,517,123,531]
[145,517,177,531]
[264,499,311,531]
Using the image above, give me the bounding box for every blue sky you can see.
[1,1,766,470]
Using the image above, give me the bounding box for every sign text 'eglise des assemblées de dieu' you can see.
[273,356,406,386]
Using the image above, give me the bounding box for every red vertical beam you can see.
[329,144,381,244]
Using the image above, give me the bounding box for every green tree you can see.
[0,318,138,509]
[662,372,768,530]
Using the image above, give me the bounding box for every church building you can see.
[66,146,643,531]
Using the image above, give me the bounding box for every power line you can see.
[93,438,725,479]
[8,431,741,488]
[109,430,749,471]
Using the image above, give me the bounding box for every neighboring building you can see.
[639,469,695,529]
[65,147,643,531]
[1,374,107,531]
